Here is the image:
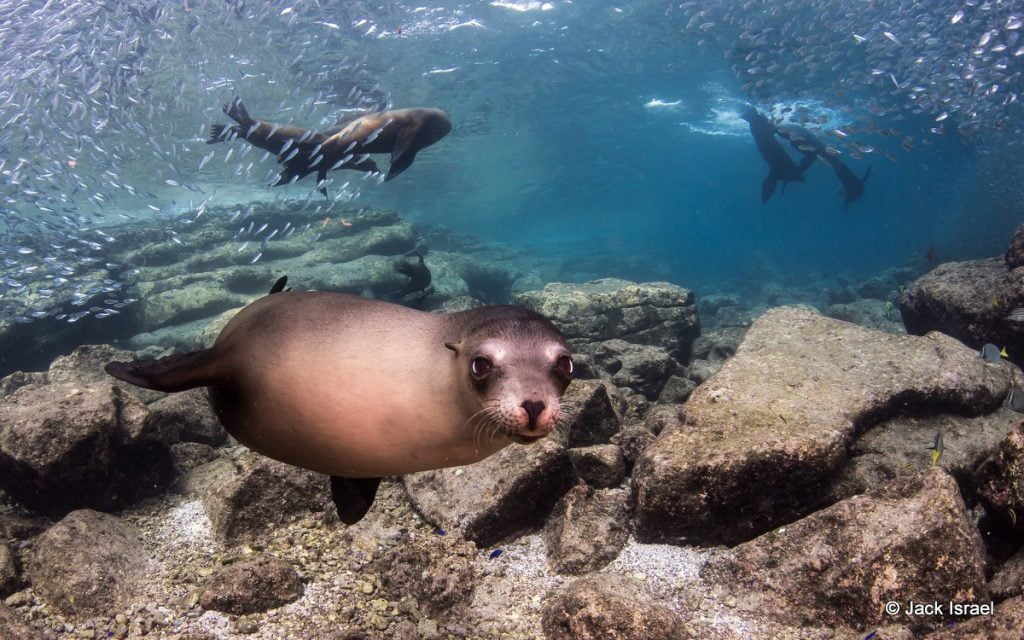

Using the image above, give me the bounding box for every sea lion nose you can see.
[521,400,545,429]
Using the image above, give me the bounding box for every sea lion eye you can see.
[555,354,574,377]
[470,356,492,379]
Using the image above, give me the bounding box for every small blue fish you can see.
[435,529,446,536]
[488,549,503,559]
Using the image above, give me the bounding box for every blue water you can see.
[2,0,1023,324]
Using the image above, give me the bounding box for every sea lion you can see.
[104,282,573,524]
[739,106,805,203]
[207,97,451,195]
[776,123,870,209]
[392,251,433,302]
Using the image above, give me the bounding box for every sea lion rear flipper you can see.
[104,349,220,392]
[330,476,381,525]
[223,96,252,126]
[385,122,423,181]
[761,173,778,203]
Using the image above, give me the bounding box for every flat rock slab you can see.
[404,439,574,547]
[515,278,700,356]
[900,258,1024,362]
[199,554,303,615]
[702,468,988,635]
[541,573,686,640]
[634,307,1010,545]
[26,510,147,618]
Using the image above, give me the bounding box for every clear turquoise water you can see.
[1,0,1022,316]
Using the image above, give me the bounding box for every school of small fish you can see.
[3,0,1024,330]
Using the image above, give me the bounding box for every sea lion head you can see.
[446,306,572,446]
[417,108,452,147]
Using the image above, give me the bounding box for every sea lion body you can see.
[105,289,573,520]
[208,98,451,192]
[739,106,805,203]
[210,293,491,477]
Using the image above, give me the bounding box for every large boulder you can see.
[702,468,988,635]
[973,421,1024,533]
[405,439,575,547]
[26,510,147,618]
[0,382,175,516]
[541,573,686,640]
[900,257,1024,363]
[515,279,700,359]
[376,531,479,616]
[633,307,1009,545]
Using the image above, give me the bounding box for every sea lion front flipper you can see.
[385,122,423,181]
[796,153,816,174]
[269,275,289,294]
[330,476,382,525]
[104,349,220,392]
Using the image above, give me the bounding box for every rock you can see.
[198,453,333,543]
[568,445,625,488]
[825,299,906,334]
[826,407,1021,502]
[48,344,165,404]
[556,380,621,448]
[1006,224,1024,269]
[144,388,226,446]
[377,532,478,616]
[542,484,629,574]
[691,327,745,362]
[26,510,146,618]
[199,554,303,615]
[0,602,43,640]
[197,307,240,348]
[0,372,46,399]
[0,542,21,597]
[633,307,1010,546]
[405,439,574,546]
[657,374,696,403]
[921,596,1024,639]
[900,258,1024,364]
[973,421,1024,533]
[541,573,686,640]
[0,383,175,516]
[989,546,1024,600]
[171,442,220,473]
[0,514,48,541]
[589,339,677,400]
[643,404,683,435]
[515,278,700,359]
[610,425,656,471]
[701,468,987,635]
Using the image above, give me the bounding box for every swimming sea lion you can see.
[739,106,805,203]
[776,123,870,209]
[207,97,451,195]
[104,283,573,524]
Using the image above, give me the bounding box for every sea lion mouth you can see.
[509,433,547,445]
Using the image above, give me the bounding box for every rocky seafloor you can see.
[1,203,1024,639]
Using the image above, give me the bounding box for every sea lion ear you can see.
[444,341,460,354]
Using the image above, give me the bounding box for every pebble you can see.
[236,617,258,634]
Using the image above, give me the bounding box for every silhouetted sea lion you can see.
[104,280,573,525]
[777,123,870,208]
[208,97,451,195]
[740,106,805,203]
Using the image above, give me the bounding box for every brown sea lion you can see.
[207,97,451,195]
[104,279,573,525]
